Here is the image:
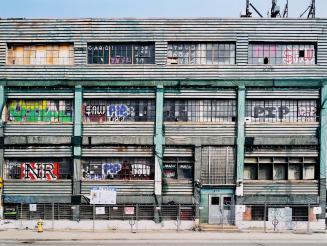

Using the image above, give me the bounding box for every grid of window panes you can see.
[7,44,74,65]
[5,159,72,180]
[248,43,316,65]
[244,146,318,181]
[167,43,235,65]
[246,99,318,122]
[81,158,154,180]
[164,99,236,122]
[7,99,73,123]
[87,43,155,64]
[83,99,155,122]
[163,157,193,180]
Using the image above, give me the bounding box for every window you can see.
[167,42,235,65]
[5,159,72,180]
[248,43,316,65]
[244,146,318,181]
[7,99,73,123]
[7,43,74,65]
[87,43,155,64]
[164,99,236,122]
[82,158,154,180]
[292,207,308,221]
[251,206,266,221]
[246,99,318,122]
[201,146,235,185]
[83,99,155,122]
[163,157,193,180]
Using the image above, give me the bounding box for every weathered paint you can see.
[236,86,245,189]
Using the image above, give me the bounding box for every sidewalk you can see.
[0,229,326,241]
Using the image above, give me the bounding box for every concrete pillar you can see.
[236,86,245,200]
[319,84,327,219]
[0,85,5,219]
[194,145,202,222]
[154,85,164,222]
[72,85,83,220]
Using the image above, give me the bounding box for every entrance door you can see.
[208,195,234,224]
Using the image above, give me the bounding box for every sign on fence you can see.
[90,186,116,204]
[95,207,106,215]
[124,207,135,215]
[29,204,37,212]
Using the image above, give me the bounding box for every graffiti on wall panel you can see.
[8,100,72,123]
[20,162,59,180]
[83,104,134,122]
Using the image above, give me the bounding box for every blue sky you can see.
[0,0,325,18]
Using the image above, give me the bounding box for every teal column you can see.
[236,86,245,199]
[319,84,327,219]
[154,85,164,222]
[73,85,82,220]
[0,85,5,219]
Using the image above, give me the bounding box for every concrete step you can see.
[199,223,240,232]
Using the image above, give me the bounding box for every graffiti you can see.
[253,106,289,119]
[110,56,132,64]
[20,162,59,180]
[283,47,314,65]
[8,100,72,123]
[298,106,316,117]
[131,164,151,176]
[84,104,134,122]
[102,163,122,177]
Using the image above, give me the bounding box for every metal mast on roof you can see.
[300,0,316,18]
[241,0,263,18]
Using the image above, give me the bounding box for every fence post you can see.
[135,204,139,232]
[93,204,95,232]
[177,204,181,232]
[52,203,54,231]
[307,203,310,234]
[264,203,267,233]
[20,203,23,230]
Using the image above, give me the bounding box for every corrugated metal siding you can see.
[74,41,87,65]
[162,181,193,196]
[3,180,72,195]
[164,90,236,99]
[83,92,155,98]
[4,124,73,136]
[245,149,318,157]
[243,181,318,195]
[0,42,6,66]
[4,147,72,157]
[82,146,153,157]
[6,92,74,99]
[81,181,154,195]
[83,123,154,136]
[0,18,326,80]
[163,147,193,157]
[236,34,248,64]
[245,123,318,136]
[317,31,327,66]
[246,90,320,99]
[155,41,167,65]
[164,123,236,137]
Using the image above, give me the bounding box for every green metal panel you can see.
[236,86,245,184]
[319,83,327,219]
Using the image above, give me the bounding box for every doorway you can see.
[208,195,234,224]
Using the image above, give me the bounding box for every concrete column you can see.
[0,85,5,219]
[236,86,245,199]
[73,85,83,220]
[319,84,327,219]
[154,85,164,222]
[194,145,202,222]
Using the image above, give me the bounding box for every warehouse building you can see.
[0,17,326,229]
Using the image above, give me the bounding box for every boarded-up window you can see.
[6,99,73,123]
[246,99,318,122]
[81,158,154,180]
[83,99,155,122]
[248,43,316,65]
[201,146,235,185]
[164,99,236,122]
[163,157,193,181]
[7,44,74,65]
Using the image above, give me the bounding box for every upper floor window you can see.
[7,43,74,65]
[167,42,235,65]
[87,43,155,64]
[248,43,316,65]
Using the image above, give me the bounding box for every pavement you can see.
[0,229,326,241]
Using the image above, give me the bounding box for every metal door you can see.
[208,195,234,224]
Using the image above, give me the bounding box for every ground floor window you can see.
[163,157,193,181]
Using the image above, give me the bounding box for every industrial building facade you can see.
[0,18,326,229]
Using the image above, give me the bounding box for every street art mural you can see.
[7,99,73,123]
[82,159,153,180]
[84,104,134,122]
[20,162,59,180]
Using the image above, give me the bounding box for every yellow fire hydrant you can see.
[37,219,43,233]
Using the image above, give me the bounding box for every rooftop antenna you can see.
[271,0,281,18]
[241,0,263,18]
[282,0,289,18]
[300,0,315,18]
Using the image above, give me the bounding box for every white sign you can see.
[95,207,106,215]
[29,204,37,212]
[313,207,322,215]
[124,207,135,215]
[90,186,116,205]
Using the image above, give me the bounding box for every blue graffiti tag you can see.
[102,163,122,176]
[107,104,133,120]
